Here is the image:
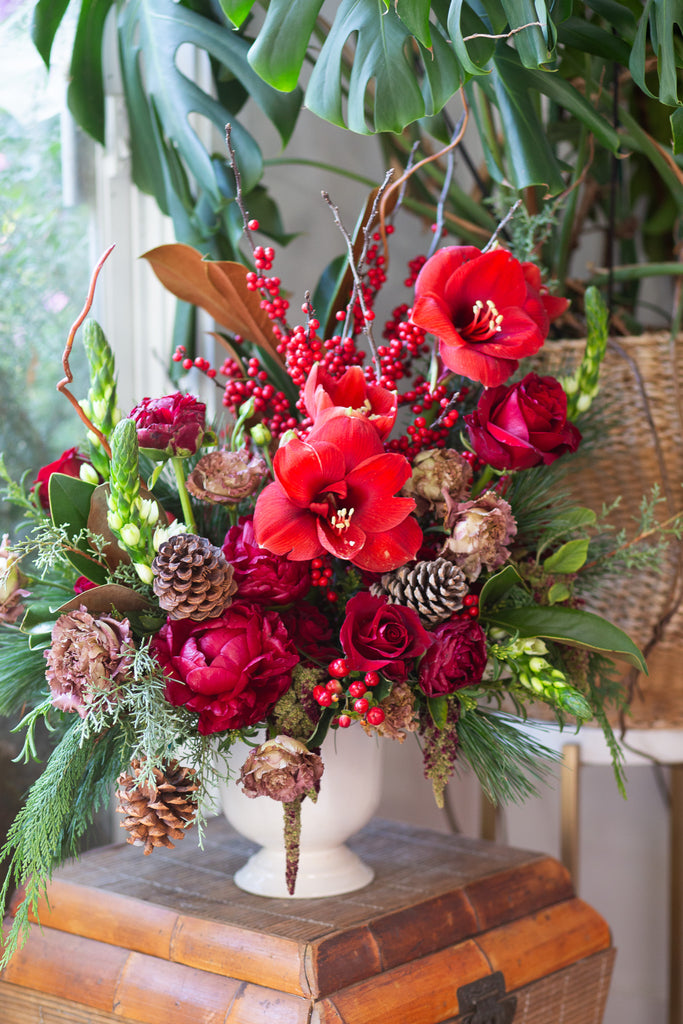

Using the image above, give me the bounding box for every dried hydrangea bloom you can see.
[441,490,517,581]
[186,449,267,504]
[239,735,323,803]
[45,607,134,717]
[400,448,473,517]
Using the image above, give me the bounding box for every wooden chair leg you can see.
[560,744,580,885]
[670,764,683,1024]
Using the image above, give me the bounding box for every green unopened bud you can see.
[250,423,272,447]
[238,396,256,419]
[278,429,297,448]
[120,523,141,547]
[136,497,159,526]
[79,464,99,486]
[528,656,549,674]
[92,398,108,423]
[133,562,154,585]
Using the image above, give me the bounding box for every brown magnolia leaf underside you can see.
[142,244,283,362]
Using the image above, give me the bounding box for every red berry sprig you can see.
[314,660,387,729]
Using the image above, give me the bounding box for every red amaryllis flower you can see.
[33,447,88,511]
[253,416,422,573]
[152,602,299,735]
[410,246,548,387]
[130,392,206,458]
[464,372,581,471]
[303,363,397,439]
[340,592,432,679]
[521,262,569,324]
[418,618,487,695]
[222,517,311,605]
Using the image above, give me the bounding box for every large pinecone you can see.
[372,558,468,624]
[152,532,237,620]
[116,758,199,855]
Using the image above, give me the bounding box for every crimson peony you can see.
[153,602,299,734]
[418,618,488,695]
[130,392,207,458]
[253,415,421,573]
[222,517,311,605]
[410,246,548,387]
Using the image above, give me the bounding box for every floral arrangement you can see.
[0,152,651,960]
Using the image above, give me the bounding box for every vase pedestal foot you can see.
[233,843,374,899]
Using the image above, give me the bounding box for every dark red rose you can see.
[33,447,88,511]
[410,246,548,387]
[340,592,432,679]
[222,517,311,605]
[464,372,581,471]
[418,618,487,696]
[152,601,299,734]
[130,392,206,458]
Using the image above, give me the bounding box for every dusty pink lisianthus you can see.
[187,448,267,503]
[340,591,432,680]
[152,602,299,735]
[441,491,517,581]
[45,607,134,717]
[130,392,206,457]
[222,517,311,605]
[239,735,324,803]
[418,618,488,696]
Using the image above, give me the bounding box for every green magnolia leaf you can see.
[218,0,257,28]
[543,539,589,573]
[48,473,109,586]
[428,694,449,729]
[479,565,524,611]
[249,0,325,91]
[485,605,647,672]
[305,0,460,134]
[21,603,60,634]
[31,0,72,66]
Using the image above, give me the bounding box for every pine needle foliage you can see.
[0,628,50,716]
[0,721,130,967]
[455,704,561,805]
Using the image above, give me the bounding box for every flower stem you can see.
[172,458,197,533]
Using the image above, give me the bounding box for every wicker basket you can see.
[534,332,683,729]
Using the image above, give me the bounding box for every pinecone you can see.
[372,558,468,624]
[116,758,199,855]
[152,533,237,620]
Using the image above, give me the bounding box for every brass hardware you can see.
[457,972,517,1024]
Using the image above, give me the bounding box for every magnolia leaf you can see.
[543,539,589,574]
[56,584,154,616]
[49,474,109,586]
[142,244,283,362]
[21,603,60,634]
[479,565,524,611]
[486,605,647,672]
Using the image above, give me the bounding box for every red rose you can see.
[152,602,299,734]
[464,372,581,471]
[340,592,432,679]
[222,517,310,605]
[130,392,206,457]
[410,246,548,387]
[33,447,88,511]
[418,618,487,696]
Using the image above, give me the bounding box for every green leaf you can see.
[547,582,571,604]
[558,17,632,64]
[479,564,524,611]
[67,0,116,144]
[548,507,597,532]
[672,106,683,156]
[249,0,325,91]
[428,695,449,729]
[448,0,498,75]
[48,474,109,586]
[485,605,647,672]
[31,0,72,67]
[543,538,589,573]
[630,0,683,107]
[395,0,433,47]
[498,0,552,68]
[218,0,257,28]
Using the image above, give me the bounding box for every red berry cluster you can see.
[171,346,218,378]
[312,659,386,728]
[219,354,296,439]
[457,593,480,619]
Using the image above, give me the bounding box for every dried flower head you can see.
[239,735,324,803]
[0,535,30,625]
[400,448,473,517]
[441,491,517,581]
[186,448,268,504]
[45,607,134,717]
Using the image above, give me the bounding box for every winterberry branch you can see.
[57,245,115,458]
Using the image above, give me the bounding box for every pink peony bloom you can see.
[410,246,548,387]
[222,517,311,605]
[418,618,488,695]
[152,602,299,734]
[130,392,206,458]
[253,415,422,573]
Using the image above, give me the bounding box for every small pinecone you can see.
[152,533,237,620]
[372,558,468,624]
[116,758,199,855]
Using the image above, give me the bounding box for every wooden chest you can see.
[0,817,615,1024]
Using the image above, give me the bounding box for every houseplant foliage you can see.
[1,148,669,961]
